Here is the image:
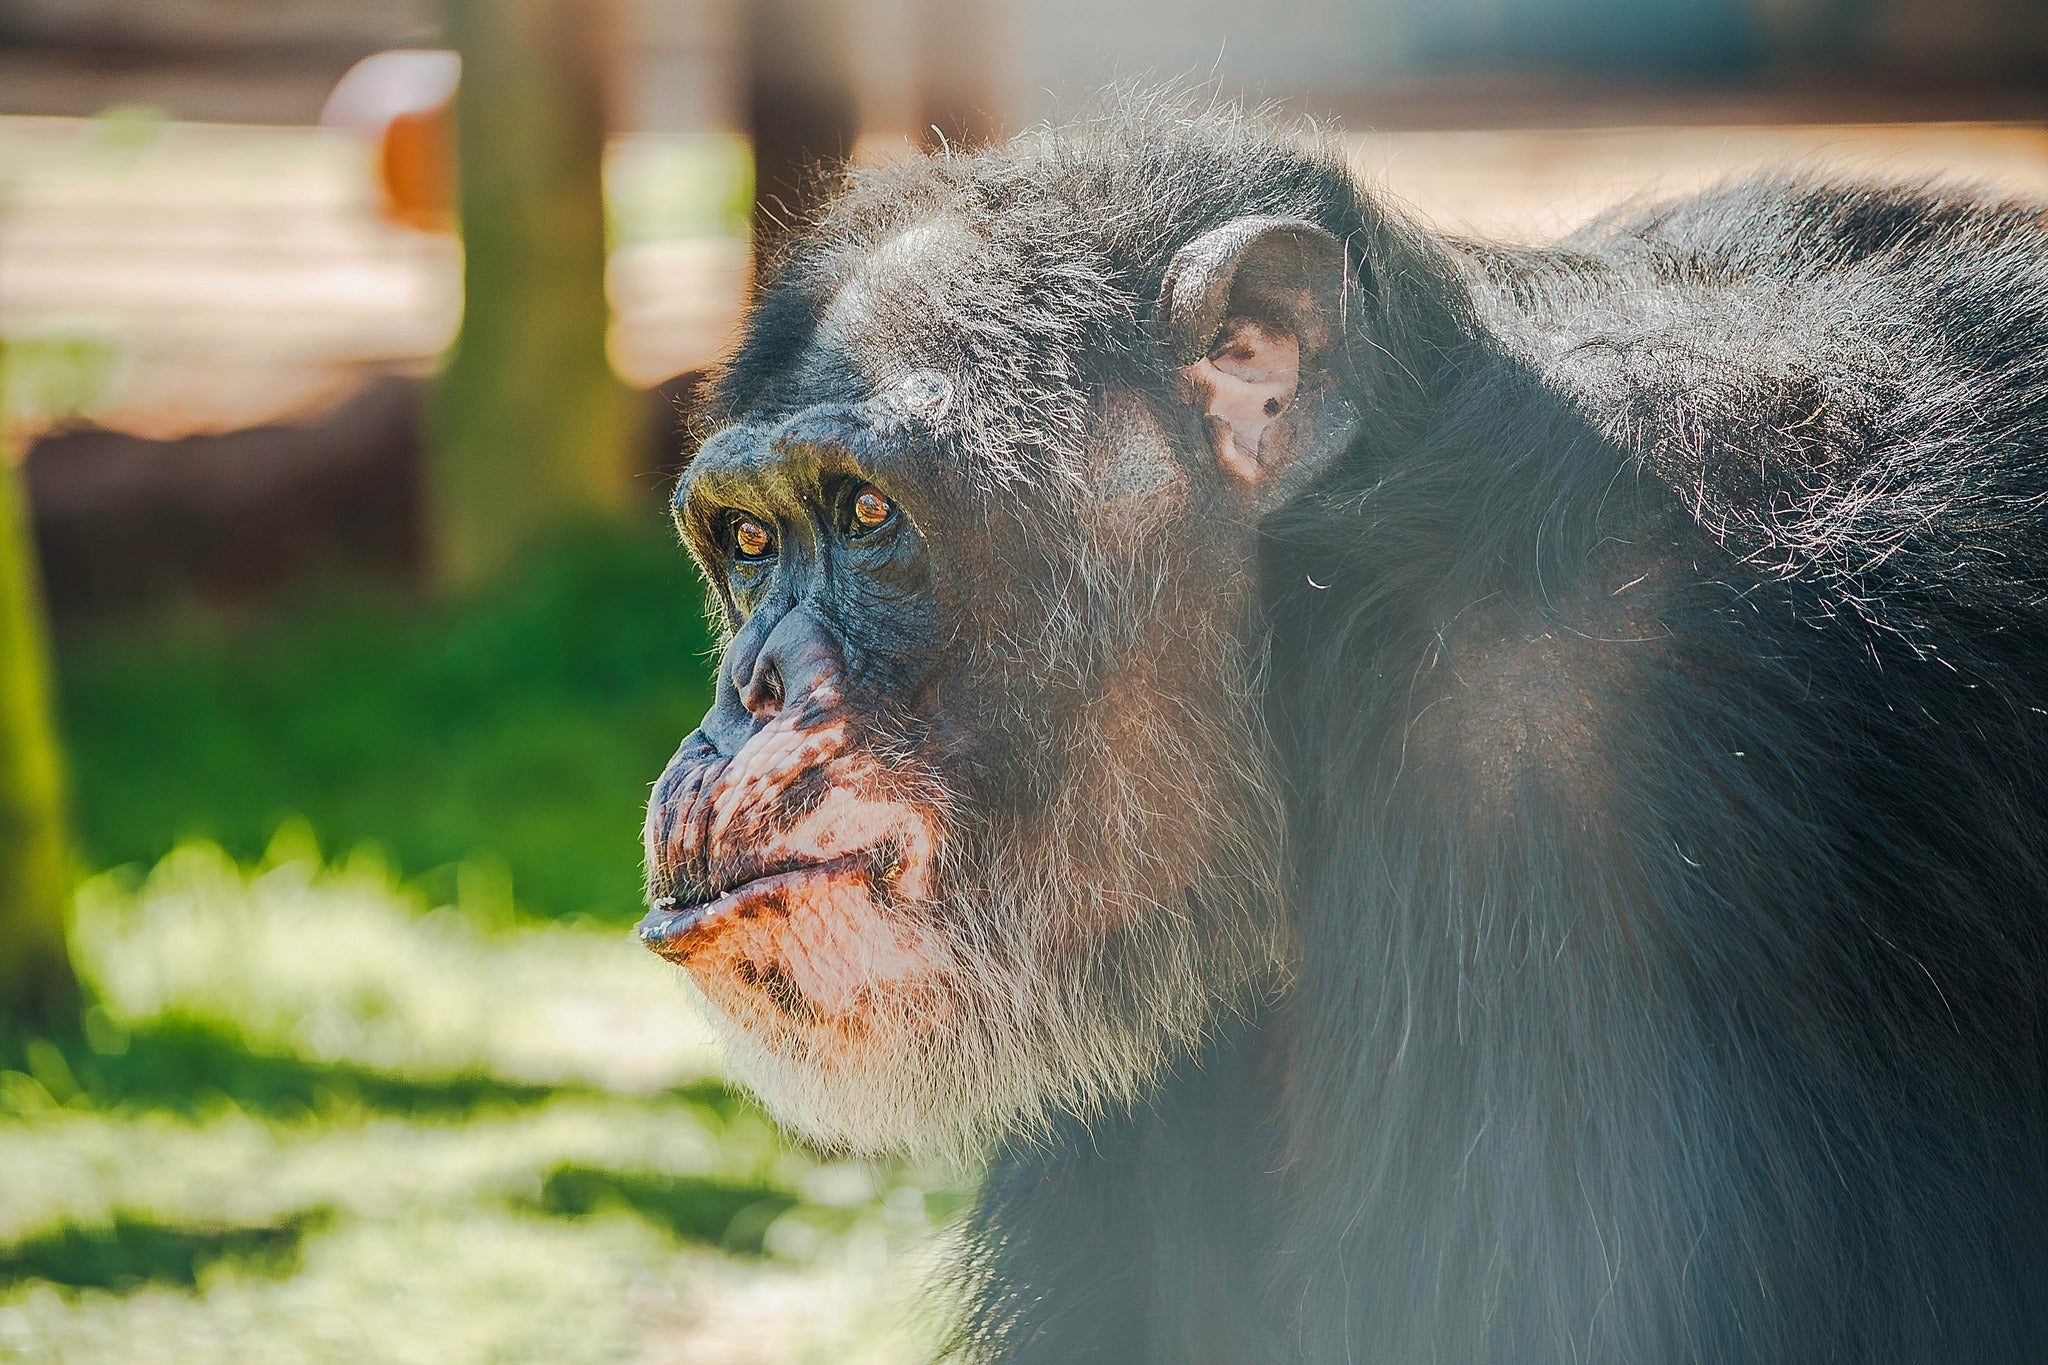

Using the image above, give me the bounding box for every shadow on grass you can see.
[0,1208,331,1294]
[667,1075,768,1118]
[2,1017,568,1120]
[1,1017,762,1124]
[533,1164,799,1256]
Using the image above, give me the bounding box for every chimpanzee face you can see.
[642,204,1360,1157]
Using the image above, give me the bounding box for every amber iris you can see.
[733,518,772,558]
[853,486,893,529]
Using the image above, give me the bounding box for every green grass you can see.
[6,1016,580,1121]
[55,521,719,924]
[533,1165,802,1256]
[0,845,957,1362]
[0,1209,329,1295]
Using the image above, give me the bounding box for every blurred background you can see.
[0,0,2045,1359]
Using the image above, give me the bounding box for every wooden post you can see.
[744,0,859,274]
[433,0,632,587]
[0,369,79,1034]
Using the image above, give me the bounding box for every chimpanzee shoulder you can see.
[1473,175,2048,620]
[1283,170,2048,752]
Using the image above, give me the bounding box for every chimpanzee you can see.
[639,98,2048,1362]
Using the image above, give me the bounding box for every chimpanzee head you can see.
[642,110,1394,1157]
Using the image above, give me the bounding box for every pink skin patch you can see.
[1183,320,1299,486]
[641,701,948,1024]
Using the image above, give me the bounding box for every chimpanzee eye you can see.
[850,485,895,534]
[731,517,774,561]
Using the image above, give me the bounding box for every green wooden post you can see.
[0,382,79,1034]
[433,0,632,587]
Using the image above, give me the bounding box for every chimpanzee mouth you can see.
[638,852,873,962]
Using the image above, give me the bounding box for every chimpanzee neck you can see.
[953,1021,1294,1361]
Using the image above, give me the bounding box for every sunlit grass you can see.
[0,845,961,1363]
[69,830,720,1091]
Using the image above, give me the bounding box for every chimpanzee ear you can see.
[1159,216,1357,513]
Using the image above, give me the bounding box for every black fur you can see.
[710,103,2048,1362]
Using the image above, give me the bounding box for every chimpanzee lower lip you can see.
[639,853,871,961]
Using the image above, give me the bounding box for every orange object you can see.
[379,104,454,232]
[322,49,461,234]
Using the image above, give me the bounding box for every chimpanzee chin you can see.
[642,96,2048,1363]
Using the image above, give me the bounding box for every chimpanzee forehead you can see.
[815,218,986,362]
[800,215,1071,414]
[715,210,1140,492]
[723,216,999,412]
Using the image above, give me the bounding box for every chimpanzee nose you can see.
[737,610,841,721]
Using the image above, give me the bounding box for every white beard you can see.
[689,696,1288,1163]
